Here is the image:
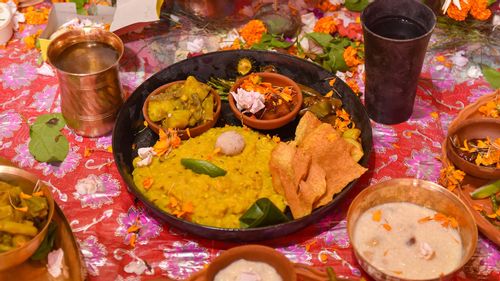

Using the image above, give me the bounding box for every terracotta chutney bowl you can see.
[347,178,477,281]
[142,80,222,140]
[0,165,55,271]
[446,118,500,180]
[186,245,333,281]
[228,72,303,130]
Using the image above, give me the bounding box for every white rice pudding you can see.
[214,259,283,281]
[353,202,463,279]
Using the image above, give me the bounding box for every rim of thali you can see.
[112,49,373,240]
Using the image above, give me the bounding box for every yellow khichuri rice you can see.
[132,126,286,228]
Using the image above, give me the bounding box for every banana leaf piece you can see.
[239,198,289,228]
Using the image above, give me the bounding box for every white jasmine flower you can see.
[75,174,105,195]
[124,260,149,275]
[220,29,242,48]
[187,38,204,53]
[449,51,468,67]
[301,12,317,33]
[36,63,55,77]
[466,65,482,78]
[47,248,65,278]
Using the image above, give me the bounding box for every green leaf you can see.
[31,221,58,261]
[344,0,370,12]
[29,130,69,163]
[306,32,334,48]
[487,0,496,6]
[31,113,66,131]
[239,198,289,228]
[481,64,500,89]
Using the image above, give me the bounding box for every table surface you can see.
[0,2,499,281]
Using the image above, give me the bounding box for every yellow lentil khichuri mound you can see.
[132,126,286,228]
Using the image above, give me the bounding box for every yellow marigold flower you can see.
[470,0,492,21]
[24,7,50,25]
[314,16,337,34]
[343,46,363,68]
[478,97,499,118]
[447,0,471,21]
[239,20,267,47]
[23,29,42,50]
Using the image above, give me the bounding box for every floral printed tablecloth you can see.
[0,2,499,281]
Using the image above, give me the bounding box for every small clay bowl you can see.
[143,80,221,140]
[228,72,303,130]
[347,178,477,281]
[446,118,500,180]
[0,165,55,271]
[187,245,331,281]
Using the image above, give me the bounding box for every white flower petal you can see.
[47,249,65,278]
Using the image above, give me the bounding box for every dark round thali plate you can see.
[112,50,373,241]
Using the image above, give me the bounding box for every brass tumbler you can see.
[47,27,124,137]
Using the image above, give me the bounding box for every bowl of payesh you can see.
[347,178,477,281]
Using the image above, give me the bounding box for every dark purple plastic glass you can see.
[361,0,436,124]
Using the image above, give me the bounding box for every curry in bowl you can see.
[143,76,221,138]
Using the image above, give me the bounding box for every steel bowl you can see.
[0,165,55,271]
[347,178,477,281]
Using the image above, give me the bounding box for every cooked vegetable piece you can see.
[0,221,38,236]
[471,180,500,199]
[0,181,49,252]
[180,158,227,178]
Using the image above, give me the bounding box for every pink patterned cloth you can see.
[0,6,498,281]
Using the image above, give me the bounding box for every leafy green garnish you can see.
[28,114,69,163]
[306,32,334,48]
[481,64,500,89]
[307,34,353,73]
[31,221,57,261]
[251,33,293,50]
[344,0,370,12]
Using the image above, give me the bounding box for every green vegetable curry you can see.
[0,181,48,253]
[148,76,215,130]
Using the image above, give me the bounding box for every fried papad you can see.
[300,124,367,208]
[269,142,311,218]
[295,111,322,144]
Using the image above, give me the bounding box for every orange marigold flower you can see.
[343,46,363,68]
[314,16,337,34]
[239,20,267,47]
[438,165,465,192]
[23,7,50,25]
[316,0,340,12]
[346,78,361,95]
[470,0,492,21]
[447,0,471,21]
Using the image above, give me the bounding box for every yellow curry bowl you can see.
[0,165,55,271]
